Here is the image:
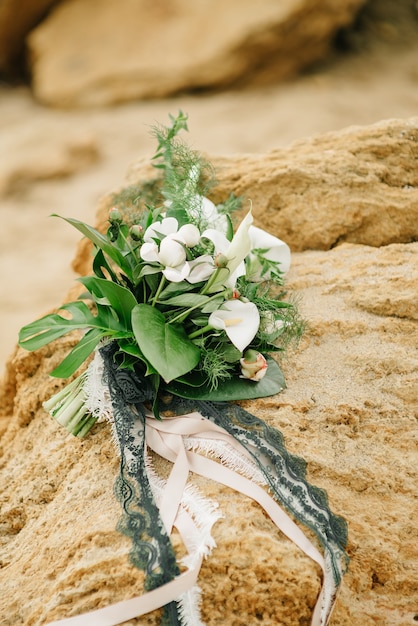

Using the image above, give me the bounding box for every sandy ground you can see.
[1,27,418,376]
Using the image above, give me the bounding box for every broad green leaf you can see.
[117,339,158,375]
[78,276,137,329]
[161,294,209,308]
[50,328,105,378]
[53,215,132,278]
[167,357,285,401]
[201,297,224,313]
[92,249,119,282]
[19,301,101,351]
[18,299,130,352]
[132,304,200,382]
[158,280,192,300]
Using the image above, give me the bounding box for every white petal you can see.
[201,197,229,233]
[224,210,253,275]
[144,217,178,242]
[248,225,291,277]
[177,224,201,247]
[209,300,260,352]
[140,241,160,262]
[201,228,229,254]
[158,237,186,267]
[163,263,190,283]
[187,255,214,284]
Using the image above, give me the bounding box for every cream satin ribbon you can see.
[47,411,334,626]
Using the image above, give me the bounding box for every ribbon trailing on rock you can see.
[47,343,348,626]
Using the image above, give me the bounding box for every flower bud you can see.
[109,207,122,224]
[130,224,143,241]
[214,252,229,268]
[240,350,268,382]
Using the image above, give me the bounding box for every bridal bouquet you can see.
[19,113,348,626]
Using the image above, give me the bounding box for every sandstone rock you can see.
[27,0,366,107]
[1,119,417,625]
[0,0,57,77]
[0,126,99,196]
[76,116,418,274]
[1,241,416,625]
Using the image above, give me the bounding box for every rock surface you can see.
[0,0,57,77]
[75,116,418,275]
[1,117,417,625]
[27,0,366,107]
[0,125,99,197]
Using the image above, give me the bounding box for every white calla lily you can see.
[224,210,253,274]
[202,210,253,291]
[246,225,291,281]
[199,196,229,233]
[208,299,260,352]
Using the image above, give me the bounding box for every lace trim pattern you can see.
[100,343,349,626]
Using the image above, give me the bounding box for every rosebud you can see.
[240,350,268,382]
[109,207,122,224]
[232,289,240,299]
[130,224,143,241]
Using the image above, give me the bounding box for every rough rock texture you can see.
[0,0,58,77]
[75,117,418,275]
[1,118,418,626]
[27,0,366,107]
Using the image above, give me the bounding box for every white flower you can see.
[240,350,268,382]
[158,235,186,267]
[140,218,205,283]
[139,227,190,283]
[208,299,260,352]
[177,223,201,247]
[187,254,214,284]
[199,196,229,233]
[202,210,253,291]
[140,241,160,263]
[246,226,291,282]
[144,216,178,242]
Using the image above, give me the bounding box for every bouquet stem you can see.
[43,371,98,437]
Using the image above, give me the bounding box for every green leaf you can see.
[161,294,209,308]
[53,215,132,279]
[92,248,119,282]
[18,301,103,351]
[159,280,194,300]
[50,328,104,378]
[167,357,285,401]
[78,276,137,329]
[19,298,133,378]
[201,297,224,313]
[165,206,189,227]
[132,304,200,382]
